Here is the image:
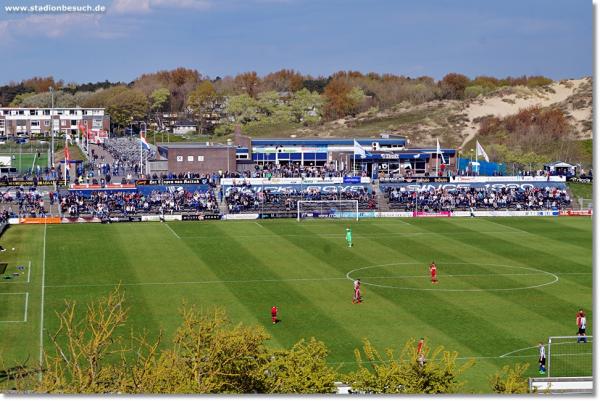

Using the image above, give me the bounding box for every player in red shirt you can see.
[271,306,278,324]
[429,261,438,284]
[417,337,426,366]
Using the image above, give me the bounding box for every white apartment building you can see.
[0,107,110,138]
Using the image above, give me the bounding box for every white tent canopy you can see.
[544,161,577,175]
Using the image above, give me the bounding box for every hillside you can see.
[248,77,592,153]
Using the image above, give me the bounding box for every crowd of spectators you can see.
[225,185,376,214]
[385,185,571,212]
[0,186,48,217]
[58,188,218,218]
[100,137,156,179]
[223,162,363,179]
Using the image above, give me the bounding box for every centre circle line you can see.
[345,262,559,292]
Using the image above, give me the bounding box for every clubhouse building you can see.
[152,134,456,177]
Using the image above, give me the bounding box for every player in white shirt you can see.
[538,342,546,374]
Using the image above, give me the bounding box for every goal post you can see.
[547,335,593,378]
[297,200,359,221]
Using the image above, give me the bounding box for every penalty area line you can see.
[164,222,181,239]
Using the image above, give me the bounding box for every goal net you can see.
[547,336,593,378]
[297,200,359,221]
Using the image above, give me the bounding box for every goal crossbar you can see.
[297,200,359,221]
[547,335,593,378]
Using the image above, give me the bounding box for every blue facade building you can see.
[234,137,456,176]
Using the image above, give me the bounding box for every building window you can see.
[176,156,183,162]
[187,155,194,162]
[44,121,50,127]
[31,120,40,127]
[197,155,204,161]
[71,120,77,126]
[43,110,50,115]
[83,120,88,126]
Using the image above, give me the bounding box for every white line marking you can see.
[164,223,181,239]
[254,222,263,228]
[44,267,588,290]
[39,223,47,371]
[0,260,34,284]
[177,230,529,239]
[328,352,593,364]
[500,341,593,358]
[346,262,560,292]
[0,292,28,323]
[360,273,564,279]
[23,292,29,322]
[46,276,350,289]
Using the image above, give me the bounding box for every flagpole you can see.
[140,134,143,178]
[64,153,67,187]
[353,139,356,176]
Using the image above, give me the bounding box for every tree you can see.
[235,72,260,98]
[345,338,474,394]
[289,88,323,124]
[150,88,170,130]
[226,94,260,124]
[19,288,339,394]
[22,76,63,93]
[262,69,304,93]
[489,363,530,394]
[440,73,470,100]
[104,88,149,130]
[150,88,170,112]
[323,78,365,119]
[136,306,270,393]
[187,81,218,134]
[8,92,36,107]
[259,338,337,393]
[32,287,135,393]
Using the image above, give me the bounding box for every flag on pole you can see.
[353,139,367,159]
[64,143,70,171]
[476,141,490,162]
[140,129,150,150]
[436,138,446,164]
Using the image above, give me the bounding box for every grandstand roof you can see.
[251,138,407,146]
[157,142,236,149]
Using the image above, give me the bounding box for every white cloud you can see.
[110,0,212,14]
[111,0,151,14]
[0,13,128,43]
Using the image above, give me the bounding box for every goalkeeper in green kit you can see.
[346,227,353,248]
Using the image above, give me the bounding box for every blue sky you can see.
[0,0,592,84]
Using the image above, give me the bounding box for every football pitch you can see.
[0,217,592,392]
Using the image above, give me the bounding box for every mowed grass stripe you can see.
[408,219,589,321]
[486,217,591,249]
[259,221,495,366]
[179,223,362,352]
[1,217,591,393]
[479,218,592,255]
[368,221,588,374]
[44,224,163,342]
[0,225,44,366]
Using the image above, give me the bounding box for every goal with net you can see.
[297,200,359,221]
[547,335,593,378]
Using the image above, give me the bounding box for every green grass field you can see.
[0,217,592,393]
[0,153,48,173]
